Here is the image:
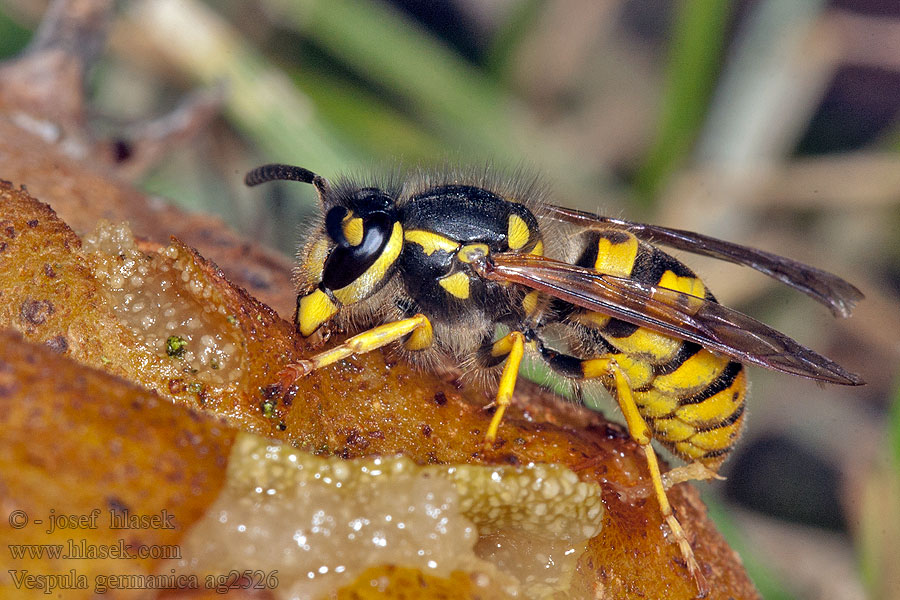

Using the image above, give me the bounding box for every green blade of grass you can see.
[292,67,445,163]
[633,0,733,207]
[123,0,359,172]
[858,383,900,598]
[0,8,32,59]
[704,499,797,600]
[262,0,534,166]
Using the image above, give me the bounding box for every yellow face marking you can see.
[342,216,364,246]
[653,349,729,396]
[675,370,746,427]
[333,222,404,305]
[458,243,490,263]
[297,289,338,337]
[301,237,330,285]
[658,270,706,299]
[593,232,639,277]
[507,214,530,250]
[404,229,459,256]
[404,316,434,351]
[438,271,471,299]
[530,240,544,256]
[522,290,541,316]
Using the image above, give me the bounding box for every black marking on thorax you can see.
[401,185,538,247]
[398,185,538,324]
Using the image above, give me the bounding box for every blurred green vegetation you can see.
[0,8,29,56]
[857,383,900,599]
[1,1,898,598]
[632,0,732,206]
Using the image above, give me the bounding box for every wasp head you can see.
[245,164,403,337]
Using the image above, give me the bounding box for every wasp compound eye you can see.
[324,207,351,247]
[321,212,394,291]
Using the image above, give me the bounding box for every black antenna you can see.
[244,163,331,197]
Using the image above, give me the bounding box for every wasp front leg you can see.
[277,313,434,389]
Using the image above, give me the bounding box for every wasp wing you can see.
[481,253,862,385]
[544,205,863,318]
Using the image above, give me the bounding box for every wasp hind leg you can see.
[539,344,710,597]
[277,313,434,389]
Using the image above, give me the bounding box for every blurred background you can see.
[1,1,898,598]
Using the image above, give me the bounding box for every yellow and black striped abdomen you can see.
[573,229,748,467]
[635,344,746,467]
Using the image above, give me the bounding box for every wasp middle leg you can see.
[479,330,527,446]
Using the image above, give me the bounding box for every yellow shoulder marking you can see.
[507,214,530,250]
[438,271,471,299]
[530,240,544,256]
[404,229,459,256]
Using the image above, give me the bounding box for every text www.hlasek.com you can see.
[8,538,180,561]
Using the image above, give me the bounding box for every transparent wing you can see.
[477,253,863,385]
[544,205,863,318]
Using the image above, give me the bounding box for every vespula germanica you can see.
[245,163,864,595]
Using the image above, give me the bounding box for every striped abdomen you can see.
[572,229,748,468]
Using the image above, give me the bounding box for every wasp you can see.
[245,163,863,595]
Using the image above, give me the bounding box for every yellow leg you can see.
[484,331,526,446]
[582,357,651,445]
[278,314,433,386]
[584,356,709,597]
[643,445,709,596]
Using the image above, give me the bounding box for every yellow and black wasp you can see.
[245,163,863,595]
